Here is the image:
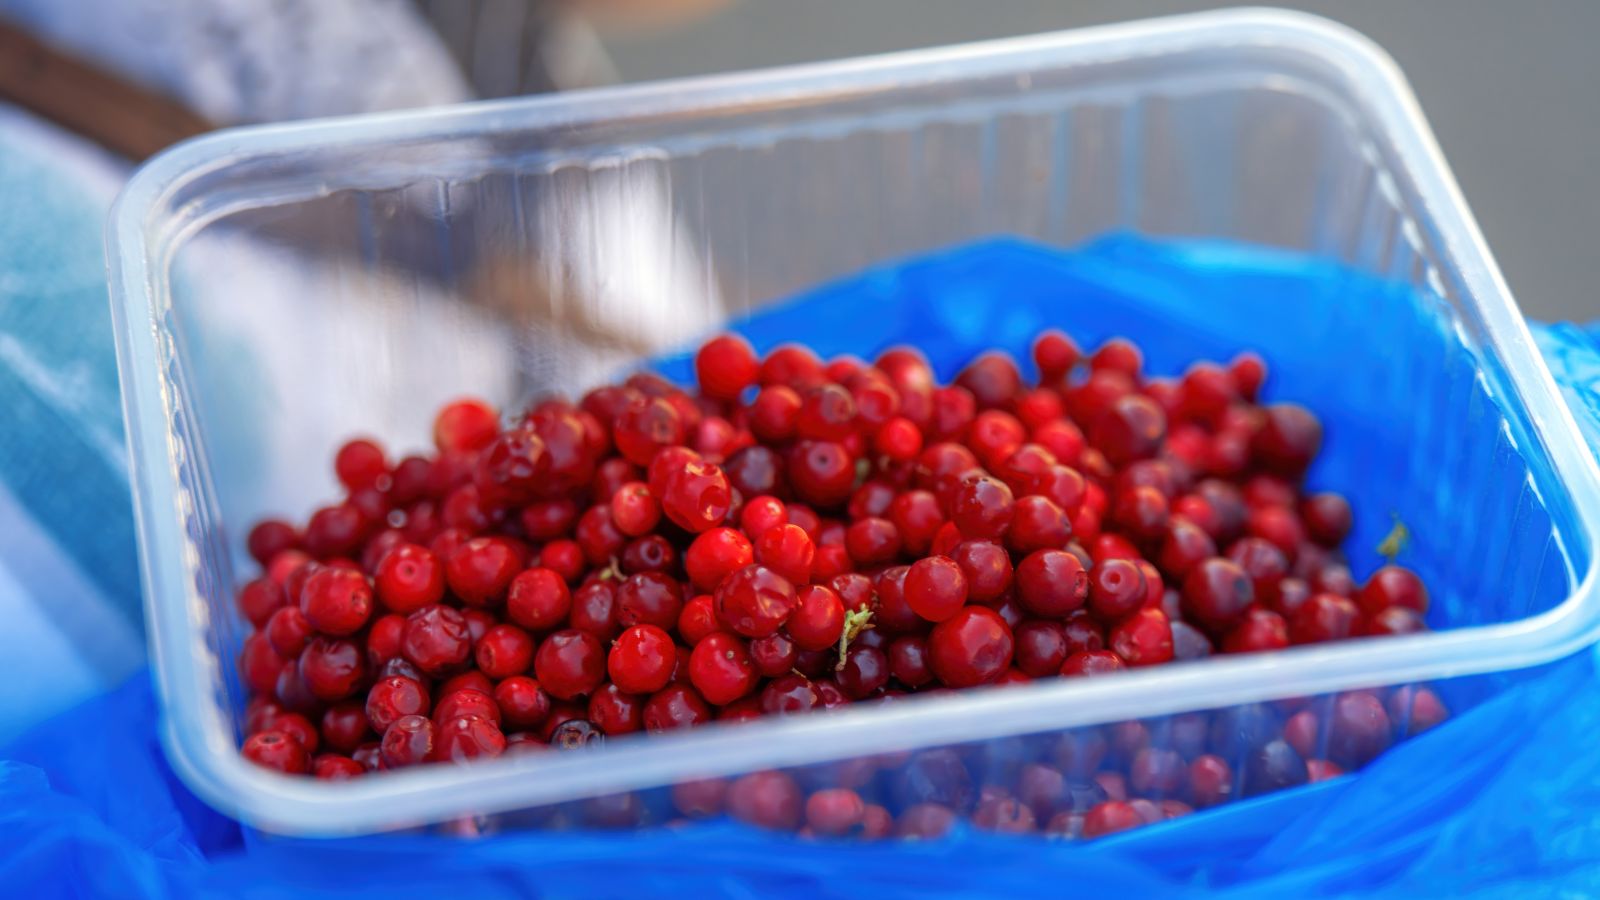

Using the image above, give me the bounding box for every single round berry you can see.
[474,623,535,679]
[1301,493,1353,546]
[401,605,472,677]
[927,606,1013,687]
[788,584,846,651]
[432,714,507,762]
[1181,558,1254,627]
[443,538,519,608]
[473,427,550,508]
[609,625,676,695]
[904,555,968,623]
[1091,394,1166,466]
[950,473,1015,541]
[373,543,444,614]
[1014,620,1069,677]
[642,684,713,732]
[787,440,856,508]
[1008,495,1071,554]
[248,520,300,568]
[696,334,760,401]
[616,571,685,630]
[1357,566,1430,616]
[1108,609,1173,667]
[1290,593,1360,644]
[506,568,571,633]
[609,482,661,537]
[613,396,684,467]
[1011,549,1088,618]
[380,715,435,768]
[1060,649,1125,677]
[1223,608,1290,653]
[366,675,430,732]
[837,645,890,699]
[714,564,797,638]
[1086,557,1145,621]
[243,730,311,774]
[569,581,620,641]
[297,566,373,636]
[1082,800,1143,838]
[686,528,755,593]
[534,629,606,700]
[755,523,816,586]
[494,676,551,730]
[1253,404,1322,475]
[434,398,499,455]
[299,636,366,700]
[660,459,733,533]
[688,632,759,705]
[797,384,858,441]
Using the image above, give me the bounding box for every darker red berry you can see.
[927,606,1013,687]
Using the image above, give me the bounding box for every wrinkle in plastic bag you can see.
[10,236,1600,897]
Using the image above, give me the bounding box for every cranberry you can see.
[726,771,803,830]
[875,417,924,462]
[724,446,784,499]
[1030,330,1078,382]
[248,520,300,567]
[643,685,713,731]
[949,473,1015,542]
[430,688,501,729]
[1290,593,1360,644]
[380,715,434,768]
[696,334,760,401]
[400,605,471,677]
[616,571,684,631]
[927,606,1013,687]
[837,645,890,699]
[608,482,660,537]
[433,398,499,455]
[467,624,530,679]
[1226,536,1290,599]
[761,673,820,714]
[1060,650,1124,677]
[296,566,373,637]
[569,581,620,641]
[788,585,846,651]
[473,428,549,508]
[442,538,517,608]
[612,396,684,467]
[749,632,798,678]
[1357,566,1430,616]
[588,684,644,736]
[265,605,313,657]
[371,543,442,614]
[237,577,286,628]
[1005,495,1069,554]
[1107,609,1173,666]
[1243,739,1308,797]
[1110,485,1168,541]
[1060,610,1106,654]
[431,714,507,762]
[243,730,311,774]
[1326,691,1392,766]
[688,632,758,704]
[317,701,369,753]
[504,568,570,633]
[520,498,578,541]
[534,629,606,700]
[606,624,674,695]
[755,523,815,585]
[1014,621,1069,677]
[787,441,856,508]
[844,517,902,565]
[1301,493,1353,546]
[494,676,551,730]
[1189,754,1234,807]
[1086,558,1145,620]
[1266,576,1313,619]
[1090,394,1165,467]
[298,637,365,701]
[714,564,797,638]
[904,555,968,623]
[1158,518,1217,580]
[685,527,754,592]
[1223,609,1290,653]
[659,459,733,534]
[1181,558,1254,627]
[365,675,430,732]
[1252,404,1321,475]
[1082,800,1143,838]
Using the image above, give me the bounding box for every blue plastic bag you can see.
[9,236,1600,898]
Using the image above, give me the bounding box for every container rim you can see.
[107,7,1600,835]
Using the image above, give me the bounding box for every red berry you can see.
[297,566,373,636]
[1014,620,1069,677]
[1060,650,1124,677]
[927,606,1013,687]
[1108,609,1173,666]
[1091,395,1166,466]
[608,481,660,537]
[248,520,300,568]
[1301,493,1353,546]
[1033,331,1079,383]
[243,730,310,774]
[1253,404,1322,475]
[1357,566,1429,616]
[904,555,968,623]
[265,605,313,657]
[609,625,677,695]
[1290,593,1360,644]
[312,754,366,780]
[797,384,857,441]
[676,594,721,646]
[366,675,430,732]
[788,584,846,651]
[612,396,684,467]
[1110,485,1169,541]
[473,427,550,508]
[434,398,499,455]
[726,771,803,830]
[445,537,520,607]
[875,417,923,462]
[689,632,758,705]
[588,684,644,735]
[506,568,571,633]
[474,624,535,679]
[714,564,797,638]
[616,571,684,630]
[844,517,901,565]
[1181,558,1254,628]
[1013,549,1088,617]
[298,636,366,700]
[494,676,551,730]
[401,605,472,676]
[373,543,444,614]
[433,714,506,762]
[570,580,620,641]
[642,685,713,731]
[1086,558,1146,621]
[754,523,815,585]
[1189,755,1233,807]
[806,788,868,836]
[1082,801,1143,838]
[1008,495,1071,554]
[837,645,890,699]
[787,441,856,508]
[534,629,606,700]
[1223,608,1290,653]
[696,334,760,401]
[685,528,755,593]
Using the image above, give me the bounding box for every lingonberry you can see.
[319,701,371,754]
[875,417,923,462]
[1085,558,1145,621]
[397,604,470,677]
[299,636,365,701]
[1081,800,1142,838]
[265,605,313,658]
[696,334,761,401]
[501,568,568,633]
[837,645,890,699]
[609,625,677,695]
[686,527,755,592]
[786,584,845,651]
[1252,404,1321,475]
[609,482,660,537]
[248,520,300,568]
[1301,492,1353,546]
[1013,620,1069,677]
[296,566,373,637]
[714,564,797,638]
[1310,564,1357,598]
[1109,608,1174,667]
[1357,565,1430,616]
[1007,495,1071,555]
[689,632,758,705]
[1188,754,1234,808]
[433,398,499,455]
[755,523,815,585]
[380,715,434,768]
[1223,608,1290,654]
[534,629,606,700]
[642,684,713,731]
[955,351,1022,410]
[494,676,551,730]
[843,517,901,565]
[1290,593,1360,644]
[612,396,685,467]
[238,576,287,628]
[760,673,819,714]
[569,580,620,641]
[470,624,533,680]
[575,504,627,565]
[677,594,721,646]
[967,410,1026,470]
[660,459,733,533]
[615,571,684,630]
[313,754,366,780]
[587,684,644,736]
[928,386,977,442]
[366,675,430,732]
[749,632,798,678]
[927,606,1013,687]
[904,555,968,623]
[243,730,311,774]
[1181,557,1254,627]
[726,770,804,831]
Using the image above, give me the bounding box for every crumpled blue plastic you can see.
[9,236,1600,898]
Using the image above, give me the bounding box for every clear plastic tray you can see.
[108,8,1600,835]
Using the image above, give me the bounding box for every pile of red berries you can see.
[235,329,1437,834]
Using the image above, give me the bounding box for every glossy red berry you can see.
[660,459,733,533]
[927,606,1013,687]
[1082,800,1143,838]
[904,555,968,623]
[298,636,366,700]
[714,564,797,638]
[588,684,644,735]
[1252,404,1322,475]
[1086,558,1145,621]
[1091,395,1166,466]
[534,629,606,700]
[696,334,760,401]
[685,528,754,593]
[1357,566,1430,616]
[1223,608,1290,653]
[494,676,551,730]
[754,523,815,586]
[609,625,676,695]
[1181,558,1254,628]
[243,730,311,774]
[1060,650,1124,677]
[432,714,507,762]
[434,398,499,455]
[1108,609,1173,667]
[1014,620,1069,677]
[373,543,444,614]
[473,624,535,679]
[1290,593,1360,644]
[690,632,759,705]
[400,604,472,677]
[643,684,713,732]
[505,568,571,633]
[949,473,1015,541]
[366,675,430,732]
[297,566,373,636]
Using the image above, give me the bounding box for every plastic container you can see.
[108,9,1600,835]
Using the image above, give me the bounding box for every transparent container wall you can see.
[133,19,1594,835]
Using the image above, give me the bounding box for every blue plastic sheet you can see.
[9,236,1600,898]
